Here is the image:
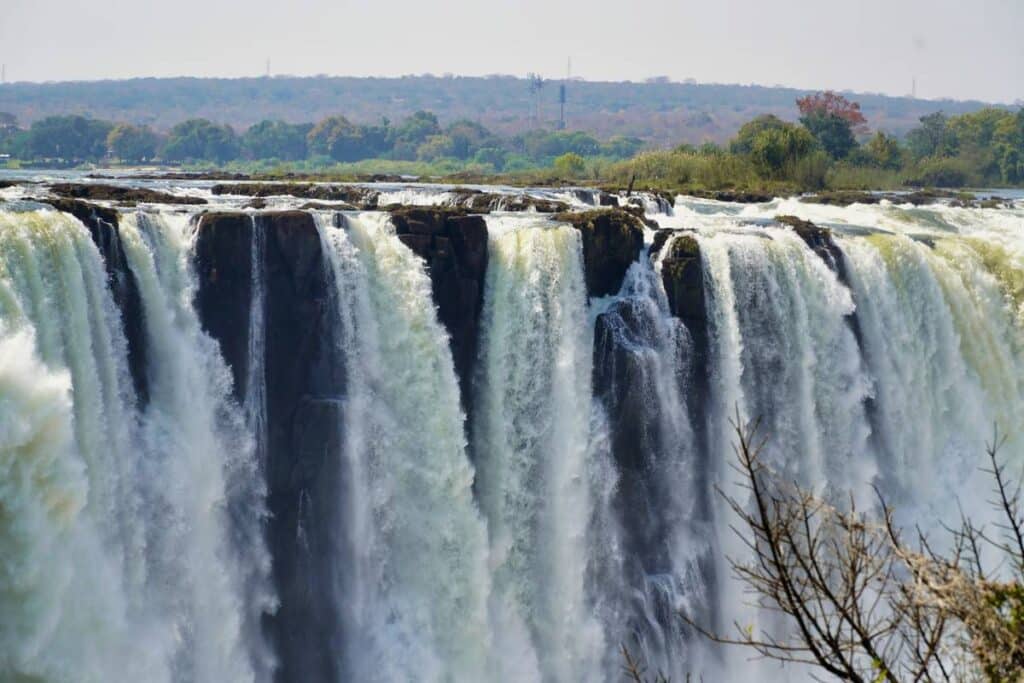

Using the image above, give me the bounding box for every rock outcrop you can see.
[554,208,646,297]
[212,182,379,207]
[44,198,150,405]
[49,182,207,205]
[388,207,489,404]
[193,210,340,683]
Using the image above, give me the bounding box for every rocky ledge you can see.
[49,182,207,205]
[553,208,646,297]
[388,207,489,403]
[211,182,378,207]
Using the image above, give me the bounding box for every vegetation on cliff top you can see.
[2,91,1022,195]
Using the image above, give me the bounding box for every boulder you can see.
[553,208,645,297]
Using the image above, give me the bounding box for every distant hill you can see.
[0,75,1000,146]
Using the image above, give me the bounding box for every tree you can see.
[730,114,792,155]
[395,111,441,147]
[685,415,1024,682]
[161,119,240,163]
[107,124,160,163]
[800,110,858,159]
[907,112,958,160]
[241,120,311,161]
[553,152,586,177]
[866,131,904,169]
[993,109,1024,183]
[28,115,113,161]
[601,136,645,159]
[445,119,496,159]
[796,91,868,134]
[747,124,817,178]
[472,146,508,170]
[307,115,389,162]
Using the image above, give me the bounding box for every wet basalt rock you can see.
[553,208,646,298]
[687,189,775,203]
[193,210,340,683]
[388,206,489,404]
[447,188,570,213]
[211,182,380,207]
[39,197,150,405]
[49,182,207,205]
[775,215,851,286]
[802,188,1002,209]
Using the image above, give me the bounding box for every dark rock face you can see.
[389,207,489,405]
[211,182,378,207]
[194,210,341,683]
[49,183,207,205]
[801,188,1000,209]
[688,189,774,203]
[594,300,675,570]
[46,198,150,405]
[554,209,645,298]
[658,233,710,449]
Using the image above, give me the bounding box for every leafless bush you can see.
[682,415,1024,683]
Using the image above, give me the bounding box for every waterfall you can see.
[3,183,1024,683]
[592,245,708,681]
[315,211,492,682]
[0,209,165,683]
[0,207,273,682]
[472,214,611,681]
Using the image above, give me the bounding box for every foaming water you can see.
[315,212,493,682]
[473,214,611,681]
[0,208,272,682]
[4,185,1024,682]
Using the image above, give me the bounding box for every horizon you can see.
[0,71,1013,106]
[2,0,1021,104]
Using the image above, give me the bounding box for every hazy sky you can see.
[2,0,1021,102]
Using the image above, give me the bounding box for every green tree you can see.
[445,119,495,159]
[28,115,113,161]
[600,136,645,159]
[515,130,601,160]
[241,120,311,161]
[162,119,240,163]
[107,124,160,163]
[416,134,456,161]
[906,112,957,159]
[729,114,791,155]
[307,115,389,162]
[993,109,1024,183]
[392,111,441,157]
[800,111,858,159]
[472,146,508,170]
[553,152,586,177]
[865,131,904,169]
[732,117,816,178]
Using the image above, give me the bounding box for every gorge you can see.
[1,176,1022,682]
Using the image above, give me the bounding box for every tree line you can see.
[2,95,1022,189]
[608,93,1024,191]
[0,109,644,171]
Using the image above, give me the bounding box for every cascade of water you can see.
[592,244,709,680]
[117,211,274,681]
[694,226,876,680]
[314,211,493,682]
[0,209,167,683]
[472,214,610,681]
